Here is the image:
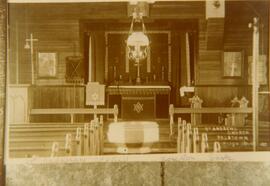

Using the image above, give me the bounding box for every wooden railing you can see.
[176,117,221,153]
[30,105,118,124]
[51,116,105,157]
[169,104,253,137]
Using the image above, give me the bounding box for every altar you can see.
[107,85,171,119]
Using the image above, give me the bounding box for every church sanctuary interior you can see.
[6,0,270,160]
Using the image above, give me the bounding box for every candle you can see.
[162,66,165,81]
[113,66,116,80]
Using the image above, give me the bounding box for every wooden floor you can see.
[8,120,270,158]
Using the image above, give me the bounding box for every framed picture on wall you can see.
[222,50,243,78]
[37,52,57,78]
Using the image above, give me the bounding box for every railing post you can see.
[180,120,186,153]
[94,119,99,155]
[75,128,82,156]
[114,104,118,122]
[230,97,239,126]
[193,128,199,153]
[50,142,59,157]
[99,115,104,155]
[169,104,174,137]
[65,133,72,156]
[177,117,182,153]
[83,123,90,155]
[201,133,208,153]
[185,123,192,153]
[213,141,221,153]
[89,121,95,155]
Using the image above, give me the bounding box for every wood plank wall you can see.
[9,8,80,84]
[196,1,269,106]
[29,85,86,122]
[8,1,269,108]
[8,3,127,85]
[0,0,6,183]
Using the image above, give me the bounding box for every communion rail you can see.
[30,105,118,124]
[169,104,253,135]
[51,116,105,157]
[175,118,221,153]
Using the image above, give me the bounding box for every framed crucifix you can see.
[222,50,244,78]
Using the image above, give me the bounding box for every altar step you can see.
[8,121,270,158]
[9,121,175,157]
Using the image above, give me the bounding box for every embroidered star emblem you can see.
[91,93,99,101]
[133,102,143,113]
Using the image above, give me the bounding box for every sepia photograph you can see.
[0,0,270,185]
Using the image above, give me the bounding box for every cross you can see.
[25,33,38,84]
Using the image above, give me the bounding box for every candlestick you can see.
[153,74,156,81]
[162,66,165,81]
[113,66,116,80]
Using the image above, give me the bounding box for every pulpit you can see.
[107,85,171,119]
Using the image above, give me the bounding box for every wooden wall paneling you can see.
[206,18,224,50]
[198,19,207,51]
[197,50,220,85]
[224,20,252,54]
[170,32,180,105]
[8,23,17,84]
[53,87,59,121]
[29,86,86,122]
[0,0,6,182]
[195,86,251,107]
[196,86,238,107]
[76,87,80,122]
[9,15,80,84]
[31,87,38,122]
[196,1,268,86]
[197,17,247,86]
[197,48,247,85]
[150,1,205,19]
[62,87,69,122]
[75,86,81,122]
[224,1,269,87]
[68,87,73,108]
[9,3,127,21]
[8,1,269,110]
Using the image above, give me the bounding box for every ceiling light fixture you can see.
[126,9,149,84]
